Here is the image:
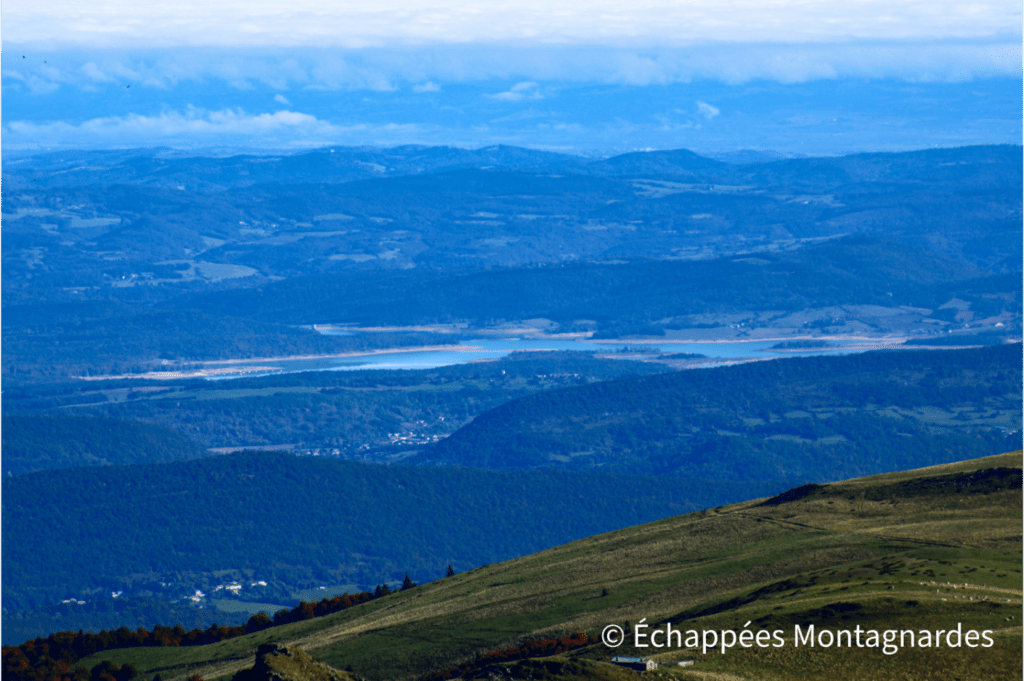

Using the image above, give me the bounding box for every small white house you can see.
[611,656,658,671]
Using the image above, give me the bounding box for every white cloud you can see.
[3,1,1018,49]
[488,81,543,101]
[4,41,1018,99]
[3,107,428,149]
[81,62,114,82]
[274,93,291,105]
[696,101,719,120]
[305,55,397,91]
[3,67,64,94]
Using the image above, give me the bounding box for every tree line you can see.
[4,453,773,615]
[0,585,413,681]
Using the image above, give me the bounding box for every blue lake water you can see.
[462,338,865,357]
[205,337,869,380]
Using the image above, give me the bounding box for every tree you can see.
[91,660,120,681]
[116,664,139,681]
[401,573,416,591]
[445,565,456,578]
[245,612,272,634]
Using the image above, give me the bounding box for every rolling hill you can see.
[5,144,1019,381]
[0,453,785,618]
[178,236,1008,328]
[414,344,1023,477]
[1,414,207,476]
[5,145,1019,308]
[41,450,1021,681]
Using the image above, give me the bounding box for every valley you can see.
[2,342,1018,646]
[9,451,1017,681]
[4,145,1020,381]
[2,143,1021,679]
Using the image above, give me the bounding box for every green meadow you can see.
[75,451,1022,681]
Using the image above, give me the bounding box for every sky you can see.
[3,1,1021,156]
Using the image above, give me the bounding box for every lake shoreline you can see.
[75,334,994,382]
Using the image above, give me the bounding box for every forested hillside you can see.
[179,236,1012,328]
[1,302,451,380]
[20,451,1018,681]
[1,414,206,476]
[1,452,784,614]
[3,351,670,457]
[417,344,1023,477]
[1,597,250,649]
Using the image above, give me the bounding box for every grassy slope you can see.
[79,451,1022,681]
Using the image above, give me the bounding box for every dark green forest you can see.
[1,598,251,650]
[1,452,785,614]
[2,590,379,664]
[1,301,451,380]
[2,415,207,476]
[2,351,670,456]
[419,344,1023,477]
[178,236,1014,327]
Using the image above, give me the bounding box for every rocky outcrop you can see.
[232,644,364,681]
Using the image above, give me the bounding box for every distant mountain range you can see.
[4,144,1019,379]
[4,144,1019,292]
[4,143,1016,192]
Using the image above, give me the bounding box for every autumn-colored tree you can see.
[245,613,272,634]
[90,659,120,681]
[1,589,386,681]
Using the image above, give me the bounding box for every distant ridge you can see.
[703,149,809,164]
[585,148,729,176]
[417,344,1022,476]
[1,414,206,476]
[6,143,1016,190]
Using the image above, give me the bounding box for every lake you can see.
[204,337,884,380]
